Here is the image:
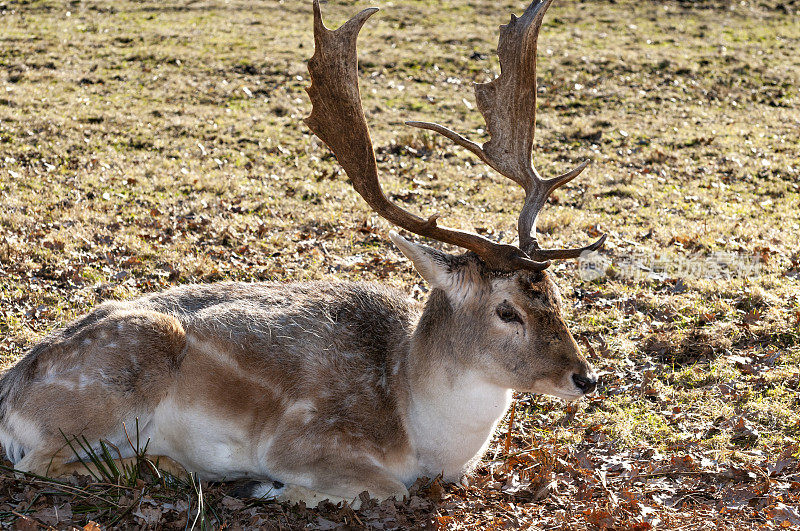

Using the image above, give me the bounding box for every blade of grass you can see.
[59,429,103,483]
[77,435,115,482]
[99,440,122,481]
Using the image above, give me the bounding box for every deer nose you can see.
[572,373,598,394]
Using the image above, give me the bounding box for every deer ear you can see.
[389,231,454,289]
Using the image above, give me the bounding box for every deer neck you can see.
[402,289,513,481]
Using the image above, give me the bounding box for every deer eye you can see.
[496,304,522,324]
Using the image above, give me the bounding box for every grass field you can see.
[1,0,799,528]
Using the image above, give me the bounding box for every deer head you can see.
[305,0,601,399]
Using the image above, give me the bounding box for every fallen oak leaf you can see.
[10,512,38,531]
[738,309,763,328]
[768,457,796,477]
[765,503,800,527]
[730,417,760,445]
[719,486,758,510]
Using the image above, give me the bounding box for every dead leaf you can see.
[740,309,763,327]
[720,486,758,510]
[132,504,163,525]
[221,496,246,510]
[12,515,38,531]
[584,507,614,529]
[765,503,800,526]
[32,504,72,526]
[768,458,796,477]
[730,417,760,445]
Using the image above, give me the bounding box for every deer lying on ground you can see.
[0,0,603,507]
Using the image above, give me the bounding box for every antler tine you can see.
[305,0,549,272]
[520,160,606,260]
[407,0,607,261]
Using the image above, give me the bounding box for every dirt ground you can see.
[0,0,798,528]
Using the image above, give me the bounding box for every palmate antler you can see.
[305,0,605,272]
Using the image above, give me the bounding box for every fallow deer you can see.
[0,0,604,507]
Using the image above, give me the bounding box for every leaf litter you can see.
[0,0,799,528]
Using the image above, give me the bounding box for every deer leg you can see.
[239,461,408,508]
[277,484,355,508]
[14,446,187,480]
[14,449,69,478]
[50,455,188,479]
[0,307,187,480]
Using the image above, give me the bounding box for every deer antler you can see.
[305,0,547,272]
[305,0,602,271]
[408,0,606,261]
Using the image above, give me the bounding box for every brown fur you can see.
[0,246,594,506]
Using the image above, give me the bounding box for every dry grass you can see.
[0,0,799,528]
